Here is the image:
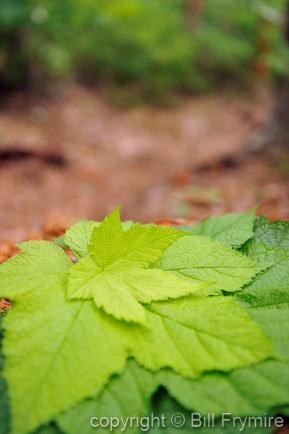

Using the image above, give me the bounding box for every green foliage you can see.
[252,216,289,248]
[0,313,10,434]
[0,0,288,99]
[59,360,281,434]
[239,223,289,306]
[67,209,207,324]
[1,210,289,434]
[160,359,289,417]
[159,234,259,291]
[149,394,274,434]
[57,361,158,434]
[191,209,255,248]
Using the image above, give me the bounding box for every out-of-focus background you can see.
[0,0,289,240]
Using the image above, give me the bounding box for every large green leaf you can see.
[3,284,127,434]
[159,235,259,292]
[191,210,255,248]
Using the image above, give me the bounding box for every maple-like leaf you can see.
[87,209,182,270]
[67,209,209,324]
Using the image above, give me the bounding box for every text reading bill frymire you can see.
[90,413,284,432]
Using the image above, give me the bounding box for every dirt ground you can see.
[0,84,289,242]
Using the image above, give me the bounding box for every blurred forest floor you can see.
[0,84,289,242]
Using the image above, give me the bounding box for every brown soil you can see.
[0,84,289,242]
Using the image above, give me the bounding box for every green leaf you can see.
[0,313,10,434]
[238,219,289,359]
[238,215,289,308]
[68,256,210,324]
[63,220,98,258]
[238,246,289,307]
[3,285,128,434]
[253,216,289,249]
[59,352,283,434]
[88,209,183,270]
[249,303,289,360]
[57,361,159,434]
[278,406,289,416]
[33,424,63,434]
[191,210,255,248]
[159,235,260,292]
[0,241,72,299]
[68,209,205,324]
[62,218,134,259]
[150,395,274,434]
[136,296,273,377]
[53,236,66,248]
[160,359,289,418]
[58,354,288,434]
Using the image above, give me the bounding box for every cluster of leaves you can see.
[0,0,288,100]
[0,209,289,434]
